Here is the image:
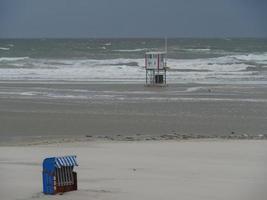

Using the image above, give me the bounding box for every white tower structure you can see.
[145,51,167,86]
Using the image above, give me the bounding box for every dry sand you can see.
[0,140,266,200]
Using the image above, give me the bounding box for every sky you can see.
[0,0,267,38]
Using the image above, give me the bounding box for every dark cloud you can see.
[0,0,266,38]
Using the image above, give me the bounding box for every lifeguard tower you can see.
[145,51,167,86]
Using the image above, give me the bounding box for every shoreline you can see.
[1,133,267,147]
[1,82,267,144]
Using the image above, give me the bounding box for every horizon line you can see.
[1,36,267,40]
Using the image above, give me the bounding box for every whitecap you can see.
[231,53,267,64]
[20,92,38,96]
[0,57,29,62]
[112,48,148,52]
[0,47,10,51]
[181,48,211,52]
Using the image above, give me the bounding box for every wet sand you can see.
[0,81,267,145]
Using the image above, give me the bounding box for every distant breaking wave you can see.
[112,48,148,52]
[0,53,266,84]
[231,53,267,65]
[181,48,211,52]
[0,47,10,51]
[0,57,29,62]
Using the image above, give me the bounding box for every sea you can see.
[0,38,267,84]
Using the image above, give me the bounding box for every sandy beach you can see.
[0,140,266,200]
[1,82,266,199]
[1,39,267,199]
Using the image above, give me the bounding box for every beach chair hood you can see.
[55,156,78,168]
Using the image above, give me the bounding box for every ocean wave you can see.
[104,42,112,46]
[244,66,267,72]
[107,62,139,67]
[168,69,211,72]
[112,48,148,52]
[0,57,29,62]
[231,53,267,64]
[167,57,248,72]
[0,47,10,51]
[181,48,211,52]
[0,56,266,84]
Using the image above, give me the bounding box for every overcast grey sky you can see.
[0,0,267,38]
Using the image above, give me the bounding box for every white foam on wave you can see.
[104,42,112,46]
[168,57,247,72]
[0,54,266,84]
[181,48,211,52]
[231,53,267,64]
[113,48,148,52]
[0,58,144,81]
[185,87,205,92]
[0,47,10,51]
[0,57,29,62]
[20,92,40,96]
